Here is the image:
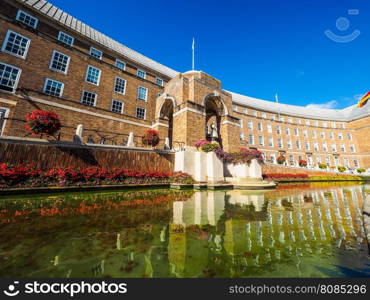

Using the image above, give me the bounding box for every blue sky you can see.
[49,0,369,109]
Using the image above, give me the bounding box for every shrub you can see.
[263,173,309,180]
[194,139,210,150]
[318,163,327,169]
[201,142,220,153]
[337,166,346,172]
[357,168,366,174]
[142,130,160,147]
[25,110,61,135]
[299,159,307,167]
[277,155,286,165]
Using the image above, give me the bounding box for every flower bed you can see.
[0,163,194,189]
[263,174,309,180]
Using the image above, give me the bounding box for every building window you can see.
[0,107,9,134]
[114,77,126,94]
[239,119,243,128]
[58,31,74,46]
[296,140,301,150]
[242,108,248,114]
[297,119,302,125]
[0,62,21,93]
[323,143,328,152]
[43,78,64,97]
[338,132,343,140]
[288,118,293,124]
[340,123,345,129]
[285,127,290,135]
[276,126,281,134]
[312,131,317,138]
[350,144,355,152]
[248,120,253,130]
[317,156,321,164]
[329,132,334,139]
[287,139,292,149]
[331,144,337,152]
[331,122,336,128]
[305,141,310,150]
[262,113,267,119]
[2,30,31,59]
[233,105,238,112]
[49,51,70,74]
[294,128,299,136]
[239,132,244,141]
[253,111,258,117]
[305,120,310,126]
[325,156,330,165]
[320,132,325,139]
[258,135,264,146]
[278,138,283,148]
[271,114,275,121]
[156,77,164,86]
[90,47,102,60]
[85,65,101,85]
[347,133,353,140]
[353,159,359,168]
[137,69,146,79]
[249,134,254,145]
[340,144,346,152]
[314,121,319,127]
[270,154,276,164]
[314,142,319,151]
[136,107,146,119]
[344,158,349,167]
[111,99,124,114]
[16,10,38,29]
[268,137,274,147]
[267,124,272,133]
[115,59,125,70]
[279,116,284,122]
[137,86,148,101]
[257,122,262,131]
[81,90,97,107]
[322,121,327,128]
[303,130,307,137]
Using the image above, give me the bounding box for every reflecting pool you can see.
[0,183,369,278]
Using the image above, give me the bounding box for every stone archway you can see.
[159,98,174,148]
[204,95,226,147]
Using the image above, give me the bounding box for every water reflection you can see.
[0,184,369,278]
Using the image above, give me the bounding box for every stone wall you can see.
[0,139,175,172]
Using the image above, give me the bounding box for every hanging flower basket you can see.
[142,130,160,147]
[299,159,307,167]
[277,155,286,165]
[25,110,61,136]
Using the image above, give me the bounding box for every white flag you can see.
[275,93,279,103]
[192,38,195,50]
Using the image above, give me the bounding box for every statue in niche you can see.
[211,121,218,142]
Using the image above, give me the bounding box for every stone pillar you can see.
[164,137,170,150]
[127,132,135,147]
[249,159,262,179]
[194,151,207,182]
[206,152,224,182]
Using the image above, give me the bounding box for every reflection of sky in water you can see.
[0,184,369,278]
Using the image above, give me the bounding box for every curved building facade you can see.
[0,0,369,169]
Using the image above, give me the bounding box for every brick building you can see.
[0,0,369,169]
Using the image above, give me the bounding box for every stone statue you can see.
[211,121,218,141]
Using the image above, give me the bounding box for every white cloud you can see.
[306,100,338,109]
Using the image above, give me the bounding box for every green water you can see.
[0,183,369,278]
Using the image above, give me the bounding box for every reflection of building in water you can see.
[167,186,366,277]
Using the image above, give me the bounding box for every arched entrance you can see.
[204,95,226,146]
[159,98,174,148]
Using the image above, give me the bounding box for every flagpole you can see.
[275,93,281,120]
[192,38,195,70]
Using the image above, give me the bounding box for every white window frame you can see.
[278,138,283,148]
[1,30,31,59]
[136,107,146,120]
[0,107,10,135]
[258,135,264,146]
[267,124,272,133]
[268,136,274,147]
[249,134,254,145]
[58,31,74,46]
[340,144,346,152]
[49,50,70,74]
[85,65,101,86]
[80,90,97,107]
[137,86,148,101]
[115,59,126,70]
[248,120,253,130]
[16,9,38,29]
[350,144,356,153]
[156,77,164,86]
[257,122,263,131]
[287,139,292,149]
[137,69,146,79]
[111,99,124,114]
[43,78,64,97]
[0,62,22,93]
[114,76,126,95]
[90,47,102,60]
